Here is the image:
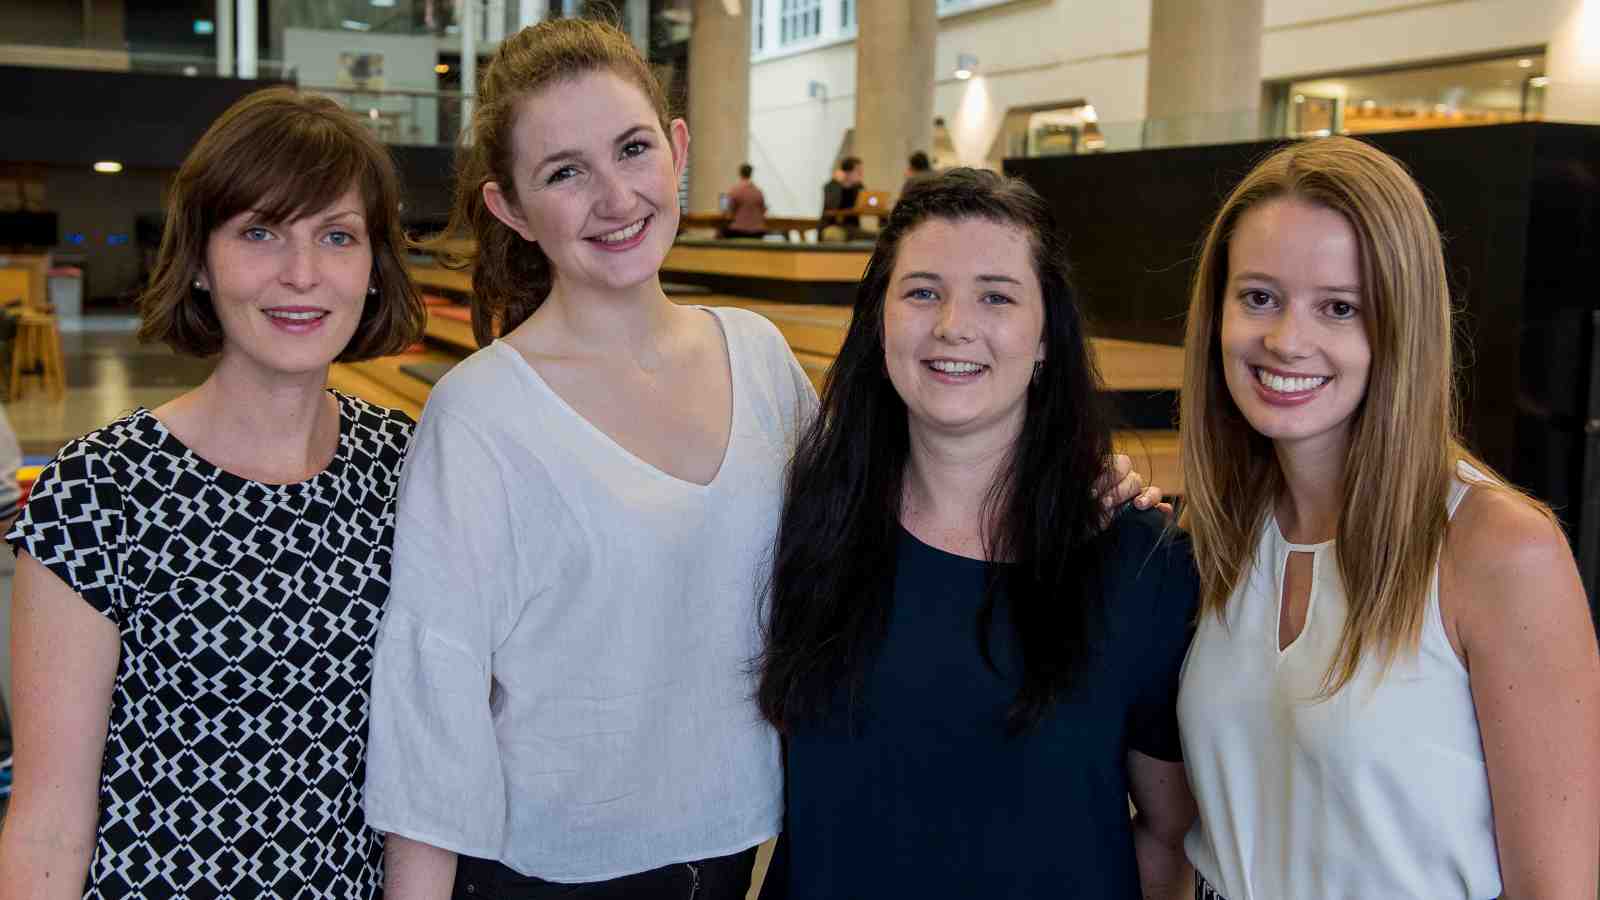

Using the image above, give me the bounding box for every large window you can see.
[1280,53,1547,138]
[840,0,855,29]
[779,0,821,46]
[753,0,765,52]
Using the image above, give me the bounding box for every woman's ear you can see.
[669,118,691,180]
[483,181,538,243]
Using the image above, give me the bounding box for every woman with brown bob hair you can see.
[0,86,424,899]
[1176,137,1599,898]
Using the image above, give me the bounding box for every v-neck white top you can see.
[364,306,817,881]
[1177,461,1502,899]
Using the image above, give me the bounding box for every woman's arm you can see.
[1445,489,1600,898]
[0,553,120,900]
[383,834,458,900]
[1127,750,1195,900]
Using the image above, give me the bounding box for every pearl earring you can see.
[367,285,379,297]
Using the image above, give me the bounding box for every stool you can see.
[10,312,64,401]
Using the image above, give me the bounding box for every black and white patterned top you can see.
[8,391,413,900]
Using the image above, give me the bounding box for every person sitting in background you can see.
[901,150,934,196]
[820,156,863,241]
[720,163,767,239]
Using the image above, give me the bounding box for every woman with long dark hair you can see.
[757,169,1199,898]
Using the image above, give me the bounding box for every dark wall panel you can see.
[0,65,288,170]
[1007,123,1600,575]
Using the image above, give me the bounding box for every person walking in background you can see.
[0,86,426,899]
[720,163,767,239]
[1176,136,1600,899]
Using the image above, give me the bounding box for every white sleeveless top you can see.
[1177,462,1502,899]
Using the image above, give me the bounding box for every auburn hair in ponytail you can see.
[422,17,672,346]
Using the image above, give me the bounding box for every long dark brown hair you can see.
[756,169,1116,736]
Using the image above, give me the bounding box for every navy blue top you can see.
[775,509,1199,899]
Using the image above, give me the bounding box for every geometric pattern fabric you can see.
[10,392,412,898]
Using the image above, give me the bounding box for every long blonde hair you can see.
[1179,136,1538,695]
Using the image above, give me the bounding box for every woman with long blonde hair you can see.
[1176,136,1599,899]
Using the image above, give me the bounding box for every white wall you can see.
[1262,0,1571,78]
[749,41,857,215]
[283,28,441,145]
[747,0,1595,216]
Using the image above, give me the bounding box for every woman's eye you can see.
[325,231,356,247]
[243,226,272,241]
[547,165,579,184]
[982,293,1013,306]
[621,140,649,159]
[1327,300,1359,319]
[1241,289,1274,309]
[906,287,937,301]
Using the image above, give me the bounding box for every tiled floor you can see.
[7,316,210,458]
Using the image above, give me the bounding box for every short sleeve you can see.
[1123,514,1200,762]
[364,406,535,857]
[6,438,126,621]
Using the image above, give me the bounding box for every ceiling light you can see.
[1530,76,1550,88]
[1518,58,1534,68]
[1293,94,1305,104]
[954,53,977,81]
[341,19,372,31]
[93,161,123,174]
[435,63,450,74]
[371,0,396,6]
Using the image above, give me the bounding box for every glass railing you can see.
[303,85,469,147]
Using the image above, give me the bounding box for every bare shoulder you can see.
[1441,483,1591,665]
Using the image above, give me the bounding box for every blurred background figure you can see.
[720,163,768,239]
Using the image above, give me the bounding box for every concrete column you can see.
[216,0,233,76]
[518,0,547,28]
[1144,0,1264,148]
[487,0,506,44]
[462,0,478,136]
[687,0,750,213]
[855,0,935,197]
[1546,0,1600,124]
[236,0,257,78]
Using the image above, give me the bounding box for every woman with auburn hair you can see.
[0,86,425,899]
[757,169,1198,899]
[1176,136,1600,899]
[363,19,1161,900]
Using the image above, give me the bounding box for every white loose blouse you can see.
[364,307,817,881]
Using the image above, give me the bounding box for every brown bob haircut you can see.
[138,86,425,360]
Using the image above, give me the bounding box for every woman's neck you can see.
[1273,436,1348,544]
[520,275,679,362]
[900,421,1020,560]
[155,354,338,483]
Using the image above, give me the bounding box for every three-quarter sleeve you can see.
[364,406,538,857]
[6,438,126,621]
[1125,516,1201,763]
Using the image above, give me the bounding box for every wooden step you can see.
[345,350,457,407]
[328,363,423,420]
